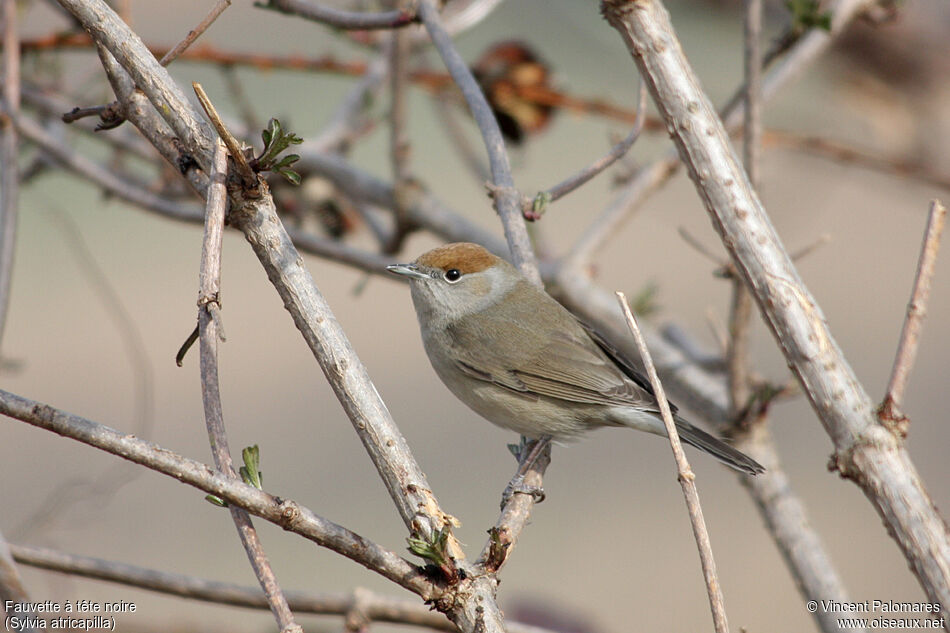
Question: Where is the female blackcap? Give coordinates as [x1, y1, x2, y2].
[387, 242, 763, 475]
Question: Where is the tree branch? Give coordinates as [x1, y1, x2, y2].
[881, 199, 947, 423]
[602, 0, 950, 608]
[198, 140, 302, 633]
[256, 0, 417, 30]
[416, 0, 539, 285]
[57, 0, 216, 169]
[615, 292, 729, 633]
[0, 388, 437, 600]
[159, 0, 233, 66]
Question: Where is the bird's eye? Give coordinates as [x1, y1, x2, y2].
[443, 269, 462, 283]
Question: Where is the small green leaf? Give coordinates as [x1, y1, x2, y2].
[255, 118, 304, 185]
[274, 154, 300, 169]
[407, 527, 451, 568]
[240, 445, 263, 490]
[205, 494, 228, 507]
[278, 169, 302, 186]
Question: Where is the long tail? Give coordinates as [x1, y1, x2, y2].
[673, 416, 764, 475]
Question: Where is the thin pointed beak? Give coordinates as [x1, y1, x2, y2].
[386, 263, 429, 280]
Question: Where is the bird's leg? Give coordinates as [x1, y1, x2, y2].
[500, 435, 551, 508]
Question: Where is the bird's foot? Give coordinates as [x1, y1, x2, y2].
[500, 474, 546, 509]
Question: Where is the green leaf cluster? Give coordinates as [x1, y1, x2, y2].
[255, 118, 303, 185]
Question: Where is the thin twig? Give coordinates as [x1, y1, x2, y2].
[554, 271, 862, 633]
[881, 199, 947, 423]
[476, 439, 551, 573]
[430, 86, 490, 182]
[615, 292, 729, 633]
[309, 54, 388, 154]
[534, 81, 648, 216]
[10, 544, 554, 633]
[15, 114, 204, 221]
[11, 544, 451, 630]
[159, 0, 232, 67]
[416, 0, 539, 285]
[198, 140, 302, 633]
[257, 0, 417, 30]
[0, 0, 21, 350]
[0, 388, 438, 600]
[193, 81, 258, 189]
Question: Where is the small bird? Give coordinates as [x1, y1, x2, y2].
[387, 242, 764, 476]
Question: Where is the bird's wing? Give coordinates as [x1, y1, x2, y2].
[446, 314, 657, 408]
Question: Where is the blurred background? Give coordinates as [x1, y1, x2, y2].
[3, 0, 950, 631]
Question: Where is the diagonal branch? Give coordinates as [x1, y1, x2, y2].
[616, 292, 729, 633]
[416, 0, 538, 285]
[0, 388, 437, 599]
[601, 0, 950, 608]
[880, 199, 947, 423]
[57, 0, 215, 169]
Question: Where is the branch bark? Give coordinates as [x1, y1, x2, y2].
[0, 388, 436, 599]
[198, 140, 302, 633]
[602, 0, 950, 609]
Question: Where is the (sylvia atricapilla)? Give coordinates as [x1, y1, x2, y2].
[387, 242, 764, 476]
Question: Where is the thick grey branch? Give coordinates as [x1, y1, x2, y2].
[602, 0, 950, 608]
[57, 0, 215, 169]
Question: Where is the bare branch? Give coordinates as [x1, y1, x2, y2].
[476, 439, 551, 573]
[198, 140, 302, 633]
[15, 114, 204, 221]
[193, 82, 258, 189]
[881, 199, 947, 422]
[553, 268, 865, 633]
[531, 82, 647, 218]
[227, 183, 464, 563]
[257, 0, 417, 30]
[57, 0, 215, 168]
[0, 388, 437, 600]
[11, 544, 452, 630]
[615, 292, 729, 633]
[416, 0, 539, 285]
[602, 0, 950, 607]
[11, 544, 554, 633]
[0, 0, 20, 350]
[159, 0, 233, 67]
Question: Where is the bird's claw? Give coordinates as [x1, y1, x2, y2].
[500, 474, 546, 509]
